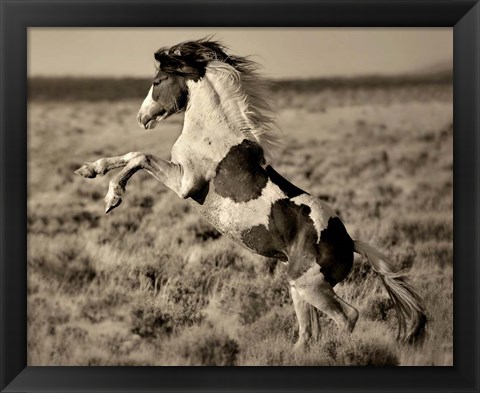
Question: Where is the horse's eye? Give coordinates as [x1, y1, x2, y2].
[153, 74, 168, 86]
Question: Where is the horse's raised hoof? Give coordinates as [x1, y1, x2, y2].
[104, 193, 122, 213]
[74, 163, 97, 178]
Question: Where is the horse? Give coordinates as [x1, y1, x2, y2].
[75, 39, 426, 348]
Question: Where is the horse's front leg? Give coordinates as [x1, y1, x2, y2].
[75, 153, 184, 213]
[74, 152, 143, 178]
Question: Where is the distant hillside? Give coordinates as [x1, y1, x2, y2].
[28, 77, 152, 102]
[268, 72, 452, 93]
[28, 72, 452, 102]
[414, 59, 453, 76]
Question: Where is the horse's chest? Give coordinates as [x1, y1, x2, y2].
[193, 140, 284, 241]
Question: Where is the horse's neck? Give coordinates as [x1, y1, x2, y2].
[183, 72, 246, 145]
[172, 72, 262, 180]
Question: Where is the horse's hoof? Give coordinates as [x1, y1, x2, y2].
[347, 308, 359, 333]
[105, 194, 122, 213]
[294, 339, 308, 352]
[74, 164, 96, 178]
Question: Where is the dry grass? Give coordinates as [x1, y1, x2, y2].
[27, 82, 452, 366]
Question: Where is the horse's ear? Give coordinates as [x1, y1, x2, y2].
[154, 51, 168, 63]
[154, 51, 183, 71]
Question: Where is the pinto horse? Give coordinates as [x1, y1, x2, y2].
[75, 39, 426, 347]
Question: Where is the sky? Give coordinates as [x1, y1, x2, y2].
[28, 28, 452, 79]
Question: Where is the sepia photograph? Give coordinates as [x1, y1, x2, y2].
[27, 28, 453, 366]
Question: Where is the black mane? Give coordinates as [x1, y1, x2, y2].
[154, 38, 255, 74]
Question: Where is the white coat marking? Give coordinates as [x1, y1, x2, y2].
[207, 179, 286, 239]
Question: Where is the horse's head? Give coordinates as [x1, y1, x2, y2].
[137, 39, 231, 130]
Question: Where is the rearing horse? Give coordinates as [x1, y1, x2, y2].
[75, 39, 426, 347]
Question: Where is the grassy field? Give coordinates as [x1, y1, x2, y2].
[27, 78, 453, 366]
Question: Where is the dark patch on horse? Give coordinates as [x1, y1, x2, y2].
[266, 166, 306, 198]
[262, 199, 318, 281]
[269, 199, 315, 246]
[214, 140, 268, 202]
[316, 217, 354, 287]
[189, 182, 210, 205]
[241, 225, 288, 262]
[240, 199, 317, 266]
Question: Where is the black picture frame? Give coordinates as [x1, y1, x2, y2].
[1, 1, 478, 392]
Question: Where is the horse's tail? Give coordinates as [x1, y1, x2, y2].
[353, 240, 427, 344]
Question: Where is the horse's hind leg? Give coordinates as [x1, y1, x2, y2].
[293, 267, 359, 333]
[291, 286, 313, 349]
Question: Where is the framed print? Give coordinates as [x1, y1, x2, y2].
[1, 0, 479, 392]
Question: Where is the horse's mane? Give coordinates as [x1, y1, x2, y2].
[206, 61, 282, 159]
[157, 38, 282, 158]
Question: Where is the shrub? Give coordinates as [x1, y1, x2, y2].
[28, 237, 97, 293]
[130, 294, 204, 339]
[163, 324, 239, 366]
[130, 306, 175, 338]
[362, 296, 395, 323]
[333, 339, 399, 366]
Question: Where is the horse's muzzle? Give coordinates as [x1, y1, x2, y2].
[137, 112, 150, 129]
[137, 111, 168, 130]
